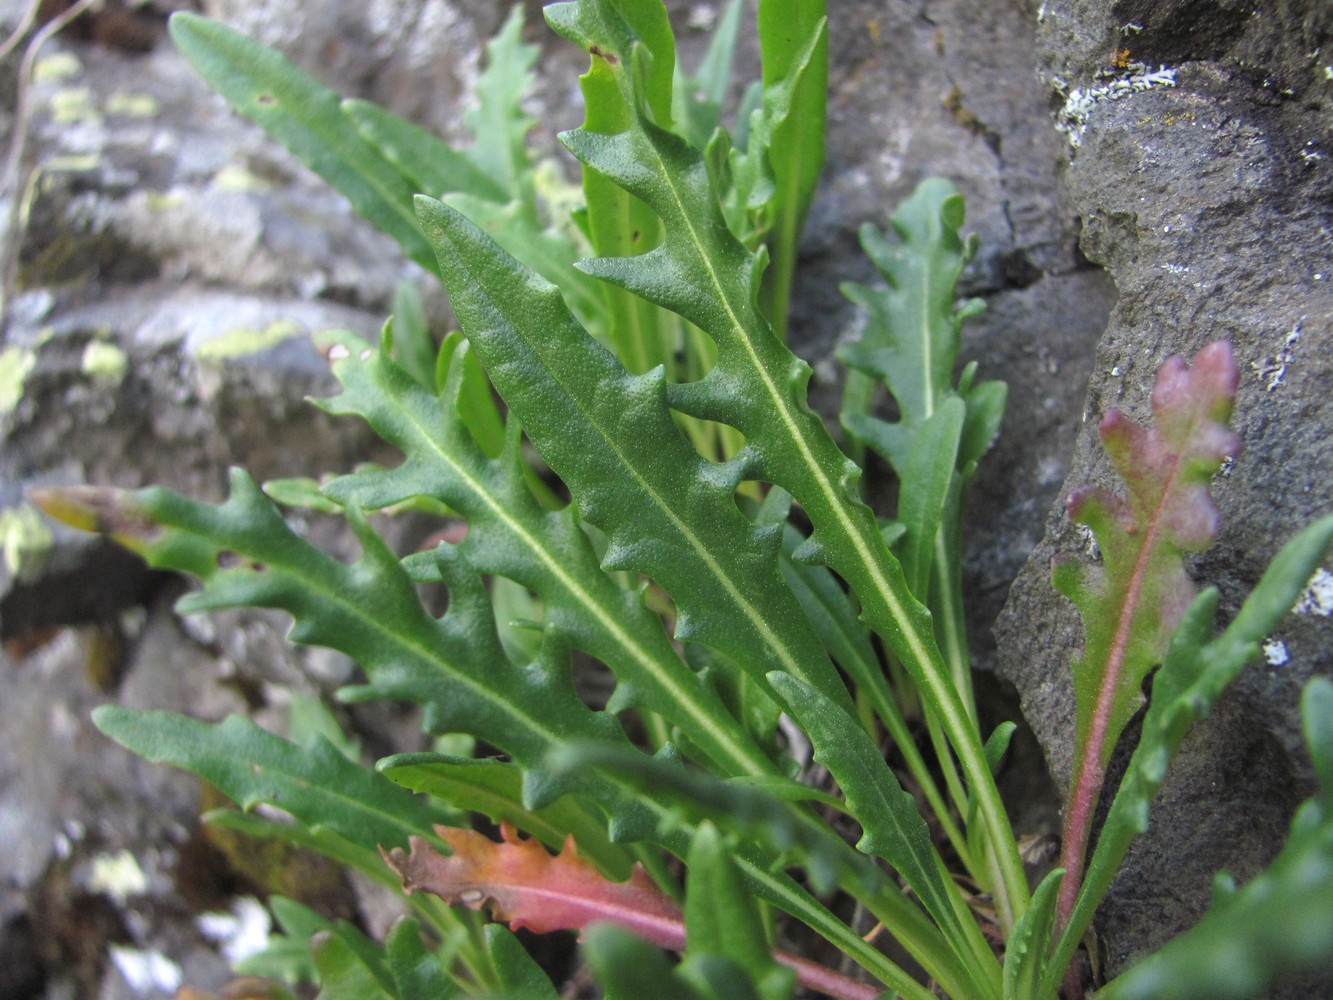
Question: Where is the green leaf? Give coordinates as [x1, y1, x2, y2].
[40, 473, 630, 808]
[678, 956, 768, 1000]
[479, 924, 561, 1000]
[545, 0, 676, 128]
[984, 722, 1018, 774]
[462, 6, 540, 219]
[1045, 514, 1333, 993]
[897, 398, 966, 598]
[342, 97, 508, 204]
[262, 476, 345, 514]
[549, 25, 1027, 920]
[202, 808, 403, 893]
[710, 11, 823, 256]
[766, 673, 1001, 1000]
[560, 0, 673, 378]
[386, 918, 462, 1000]
[543, 740, 872, 897]
[771, 497, 972, 867]
[312, 924, 395, 1000]
[314, 329, 773, 780]
[32, 490, 927, 996]
[93, 709, 450, 853]
[167, 12, 436, 271]
[1002, 869, 1062, 1000]
[836, 178, 999, 724]
[839, 179, 985, 452]
[1095, 678, 1333, 1000]
[584, 924, 704, 1000]
[685, 821, 793, 1000]
[440, 192, 609, 341]
[671, 0, 744, 149]
[755, 0, 826, 339]
[413, 196, 853, 722]
[287, 690, 361, 761]
[387, 280, 439, 392]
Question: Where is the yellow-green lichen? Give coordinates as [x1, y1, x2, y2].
[196, 320, 303, 361]
[106, 92, 159, 118]
[211, 163, 272, 193]
[81, 340, 128, 384]
[0, 346, 37, 415]
[143, 190, 186, 212]
[33, 52, 82, 83]
[1, 504, 54, 579]
[50, 86, 101, 125]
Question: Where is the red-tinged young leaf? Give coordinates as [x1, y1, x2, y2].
[1056, 340, 1241, 926]
[383, 823, 888, 1000]
[383, 822, 685, 950]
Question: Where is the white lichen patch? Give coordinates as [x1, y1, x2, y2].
[88, 849, 149, 904]
[1262, 638, 1290, 666]
[1075, 522, 1100, 559]
[108, 946, 182, 995]
[1295, 568, 1333, 617]
[1250, 320, 1302, 391]
[197, 896, 271, 963]
[686, 3, 717, 30]
[1054, 64, 1178, 148]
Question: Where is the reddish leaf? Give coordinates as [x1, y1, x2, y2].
[382, 822, 685, 950]
[1055, 341, 1240, 925]
[382, 823, 883, 1000]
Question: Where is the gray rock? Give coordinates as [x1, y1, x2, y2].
[997, 0, 1333, 989]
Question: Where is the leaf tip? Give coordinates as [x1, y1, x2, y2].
[27, 485, 160, 548]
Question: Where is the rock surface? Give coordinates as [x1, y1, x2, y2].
[0, 0, 1327, 996]
[996, 0, 1332, 991]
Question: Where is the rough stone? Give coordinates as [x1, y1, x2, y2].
[996, 0, 1333, 990]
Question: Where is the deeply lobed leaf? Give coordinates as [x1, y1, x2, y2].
[1045, 514, 1333, 989]
[384, 822, 683, 946]
[32, 474, 628, 807]
[385, 822, 883, 1000]
[527, 0, 1029, 923]
[1058, 341, 1241, 761]
[1054, 340, 1241, 927]
[316, 329, 775, 779]
[413, 195, 853, 719]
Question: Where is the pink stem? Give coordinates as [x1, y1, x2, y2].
[775, 950, 884, 1000]
[1057, 457, 1183, 930]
